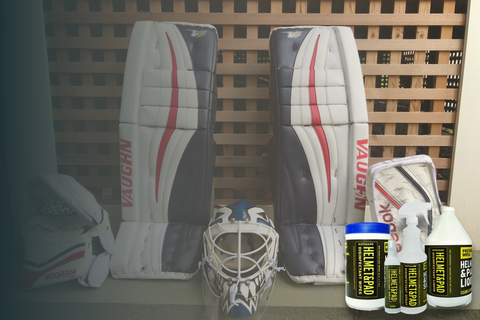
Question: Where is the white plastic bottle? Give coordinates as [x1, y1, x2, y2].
[385, 240, 401, 314]
[425, 206, 472, 307]
[397, 202, 431, 315]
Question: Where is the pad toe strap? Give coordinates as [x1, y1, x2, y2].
[78, 252, 111, 288]
[78, 213, 115, 288]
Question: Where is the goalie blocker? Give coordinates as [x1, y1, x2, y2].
[20, 173, 115, 289]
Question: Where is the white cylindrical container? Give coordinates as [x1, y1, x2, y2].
[426, 206, 472, 307]
[345, 222, 391, 311]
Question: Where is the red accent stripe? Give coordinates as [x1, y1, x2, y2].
[155, 32, 179, 202]
[309, 34, 331, 203]
[20, 250, 85, 289]
[375, 182, 402, 210]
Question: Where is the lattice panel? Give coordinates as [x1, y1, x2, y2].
[44, 0, 468, 205]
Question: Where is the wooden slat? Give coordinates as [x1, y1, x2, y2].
[365, 88, 458, 100]
[365, 0, 381, 141]
[369, 157, 451, 169]
[437, 180, 449, 191]
[219, 39, 464, 51]
[356, 39, 463, 51]
[368, 112, 456, 124]
[245, 1, 261, 200]
[44, 12, 465, 26]
[50, 86, 122, 97]
[74, 176, 449, 194]
[46, 37, 463, 52]
[46, 37, 129, 49]
[57, 154, 119, 165]
[55, 132, 119, 143]
[48, 62, 462, 76]
[52, 110, 455, 125]
[75, 177, 120, 187]
[49, 62, 126, 73]
[361, 64, 461, 76]
[226, 88, 458, 100]
[221, 6, 236, 201]
[217, 63, 270, 75]
[369, 135, 454, 147]
[216, 111, 270, 122]
[218, 87, 268, 99]
[53, 109, 120, 120]
[214, 134, 271, 145]
[215, 156, 267, 167]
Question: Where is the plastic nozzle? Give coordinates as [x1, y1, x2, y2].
[398, 202, 431, 226]
[387, 240, 398, 258]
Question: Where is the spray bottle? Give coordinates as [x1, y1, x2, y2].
[385, 240, 401, 314]
[397, 202, 431, 314]
[425, 206, 472, 307]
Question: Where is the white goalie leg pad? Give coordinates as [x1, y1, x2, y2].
[269, 26, 368, 284]
[111, 21, 217, 280]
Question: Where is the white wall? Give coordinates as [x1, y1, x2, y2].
[2, 1, 57, 254]
[448, 0, 480, 249]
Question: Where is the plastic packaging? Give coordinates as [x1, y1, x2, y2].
[385, 240, 401, 314]
[345, 222, 390, 310]
[397, 202, 431, 314]
[425, 206, 472, 307]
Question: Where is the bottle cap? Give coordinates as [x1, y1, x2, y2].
[345, 222, 390, 234]
[398, 202, 431, 226]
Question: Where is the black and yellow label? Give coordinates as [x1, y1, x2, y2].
[461, 246, 473, 259]
[345, 240, 388, 299]
[385, 265, 401, 309]
[426, 245, 472, 297]
[401, 261, 427, 308]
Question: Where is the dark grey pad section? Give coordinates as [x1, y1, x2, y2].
[279, 225, 325, 276]
[161, 223, 206, 274]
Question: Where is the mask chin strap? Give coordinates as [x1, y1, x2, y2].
[268, 258, 285, 273]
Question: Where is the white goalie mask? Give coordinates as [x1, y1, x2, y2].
[201, 200, 280, 319]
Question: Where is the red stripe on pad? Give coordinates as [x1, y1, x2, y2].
[375, 182, 402, 210]
[20, 250, 85, 289]
[309, 34, 331, 203]
[155, 32, 179, 202]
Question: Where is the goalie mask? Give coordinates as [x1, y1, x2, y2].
[201, 200, 280, 319]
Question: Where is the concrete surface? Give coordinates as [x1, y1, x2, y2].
[3, 250, 479, 320]
[3, 205, 478, 320]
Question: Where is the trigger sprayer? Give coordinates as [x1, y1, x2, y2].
[397, 202, 432, 315]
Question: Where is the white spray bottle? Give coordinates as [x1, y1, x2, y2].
[385, 240, 401, 314]
[397, 202, 431, 315]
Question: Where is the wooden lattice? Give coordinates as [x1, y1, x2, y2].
[44, 0, 467, 205]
